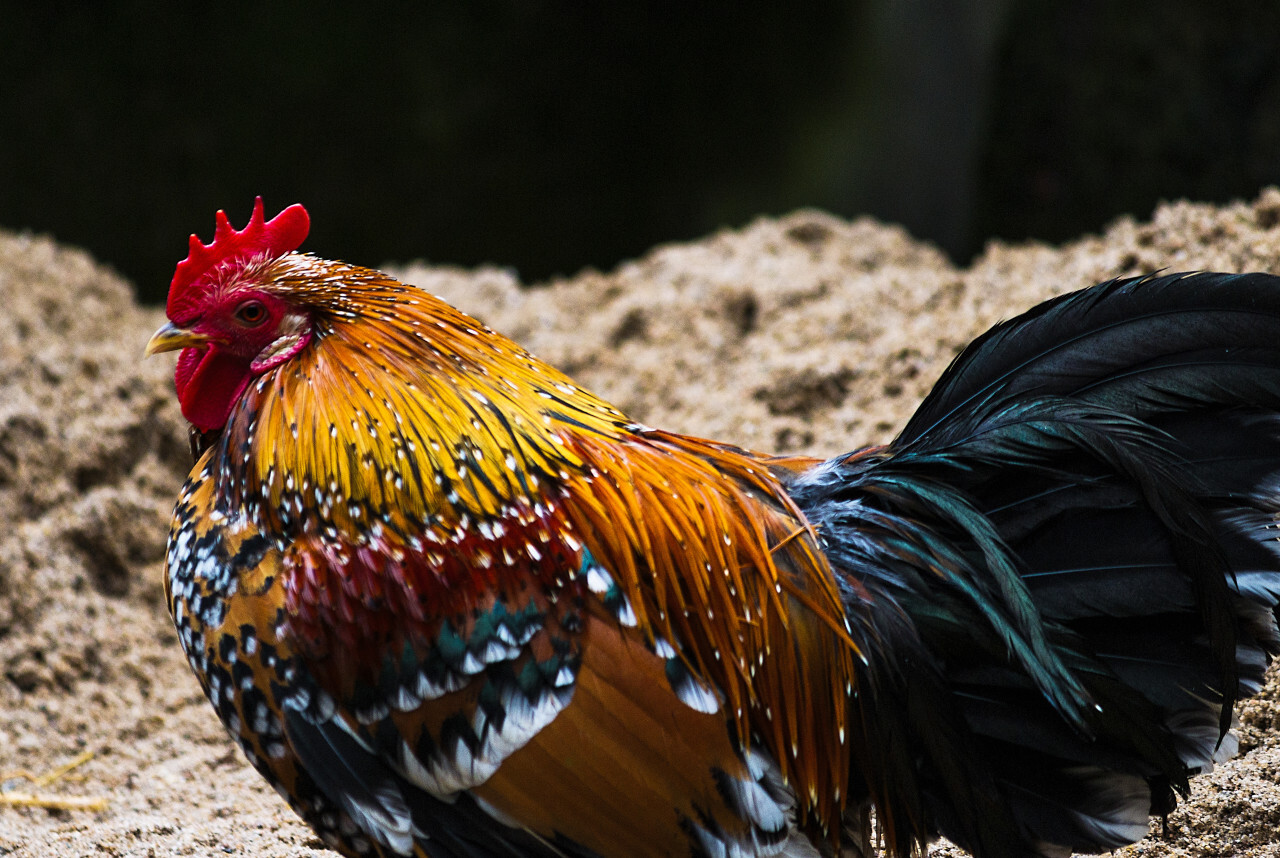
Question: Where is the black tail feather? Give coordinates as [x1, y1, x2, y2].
[788, 272, 1280, 858]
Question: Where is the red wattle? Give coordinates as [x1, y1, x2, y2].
[176, 346, 253, 432]
[174, 347, 204, 398]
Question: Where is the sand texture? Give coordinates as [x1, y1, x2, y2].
[5, 191, 1280, 855]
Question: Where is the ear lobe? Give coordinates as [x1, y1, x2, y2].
[250, 312, 314, 373]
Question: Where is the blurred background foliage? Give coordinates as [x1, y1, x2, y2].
[4, 2, 1280, 303]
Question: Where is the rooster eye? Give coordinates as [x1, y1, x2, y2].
[235, 300, 268, 326]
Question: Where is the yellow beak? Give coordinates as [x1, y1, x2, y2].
[145, 321, 213, 356]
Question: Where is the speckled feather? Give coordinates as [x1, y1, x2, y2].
[165, 250, 858, 857]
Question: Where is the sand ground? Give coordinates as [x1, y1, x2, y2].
[4, 191, 1280, 856]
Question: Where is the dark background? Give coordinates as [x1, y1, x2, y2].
[5, 2, 1280, 304]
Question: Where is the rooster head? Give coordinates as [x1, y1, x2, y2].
[145, 198, 312, 432]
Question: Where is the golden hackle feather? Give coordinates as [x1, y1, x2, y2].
[215, 252, 861, 836]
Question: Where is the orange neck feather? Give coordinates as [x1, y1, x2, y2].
[216, 256, 629, 535]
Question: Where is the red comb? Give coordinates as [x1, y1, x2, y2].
[167, 197, 310, 321]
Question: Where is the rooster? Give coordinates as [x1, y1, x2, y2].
[147, 199, 1280, 858]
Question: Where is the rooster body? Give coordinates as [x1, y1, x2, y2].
[151, 201, 1280, 858]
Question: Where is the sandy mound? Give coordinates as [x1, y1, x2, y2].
[4, 191, 1280, 856]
